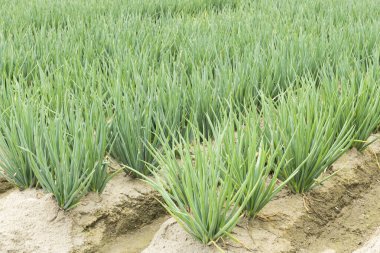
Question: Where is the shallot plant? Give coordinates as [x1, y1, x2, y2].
[28, 98, 111, 209]
[0, 98, 38, 189]
[133, 110, 300, 244]
[130, 123, 248, 244]
[108, 83, 185, 177]
[326, 69, 380, 150]
[221, 107, 302, 217]
[263, 85, 354, 193]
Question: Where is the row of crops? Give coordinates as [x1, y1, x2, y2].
[1, 0, 380, 245]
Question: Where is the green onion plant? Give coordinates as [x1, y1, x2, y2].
[222, 107, 301, 217]
[263, 85, 354, 193]
[0, 98, 38, 189]
[28, 99, 111, 209]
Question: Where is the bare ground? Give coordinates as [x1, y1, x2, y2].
[0, 177, 13, 194]
[354, 228, 380, 253]
[0, 173, 165, 253]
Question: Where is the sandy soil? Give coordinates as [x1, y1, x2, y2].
[0, 177, 13, 194]
[143, 134, 380, 253]
[99, 216, 169, 253]
[354, 228, 380, 253]
[0, 189, 74, 253]
[0, 172, 165, 253]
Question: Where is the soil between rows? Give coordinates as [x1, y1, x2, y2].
[0, 171, 165, 253]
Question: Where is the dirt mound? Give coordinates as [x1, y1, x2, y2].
[0, 173, 165, 253]
[0, 189, 73, 253]
[0, 177, 13, 194]
[143, 134, 380, 253]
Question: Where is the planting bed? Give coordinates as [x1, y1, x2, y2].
[0, 172, 165, 253]
[143, 134, 380, 253]
[1, 135, 380, 253]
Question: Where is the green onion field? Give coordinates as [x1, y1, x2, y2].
[1, 0, 380, 252]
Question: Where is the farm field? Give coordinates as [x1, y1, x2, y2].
[1, 0, 380, 252]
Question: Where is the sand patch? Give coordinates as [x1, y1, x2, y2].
[99, 216, 169, 253]
[0, 189, 73, 253]
[0, 173, 165, 253]
[354, 228, 380, 253]
[0, 177, 13, 194]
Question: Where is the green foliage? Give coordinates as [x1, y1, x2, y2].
[348, 79, 380, 151]
[133, 110, 301, 242]
[132, 123, 251, 244]
[221, 108, 301, 217]
[108, 83, 186, 176]
[263, 86, 354, 193]
[0, 98, 38, 189]
[28, 100, 111, 209]
[319, 65, 380, 151]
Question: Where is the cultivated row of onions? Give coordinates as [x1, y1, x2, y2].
[137, 74, 380, 243]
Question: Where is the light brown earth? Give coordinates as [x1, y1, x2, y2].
[99, 216, 170, 253]
[0, 173, 165, 253]
[143, 134, 380, 253]
[354, 228, 380, 253]
[0, 177, 13, 194]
